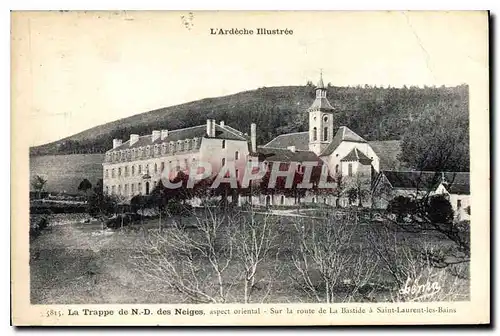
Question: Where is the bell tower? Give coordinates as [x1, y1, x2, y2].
[308, 71, 335, 155]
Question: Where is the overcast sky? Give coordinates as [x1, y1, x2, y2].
[12, 11, 487, 146]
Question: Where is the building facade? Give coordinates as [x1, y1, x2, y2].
[103, 119, 251, 200]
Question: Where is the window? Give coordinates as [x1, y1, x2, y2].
[348, 163, 353, 177]
[132, 165, 135, 176]
[105, 169, 109, 178]
[112, 169, 115, 178]
[222, 158, 226, 167]
[235, 151, 239, 160]
[111, 185, 115, 194]
[125, 166, 128, 177]
[335, 164, 339, 174]
[184, 159, 189, 169]
[118, 167, 122, 177]
[235, 169, 239, 179]
[313, 127, 317, 141]
[131, 184, 135, 194]
[105, 186, 109, 194]
[222, 140, 226, 149]
[118, 185, 122, 195]
[138, 165, 142, 174]
[323, 115, 328, 122]
[280, 195, 285, 205]
[457, 199, 462, 208]
[323, 127, 328, 141]
[124, 184, 128, 195]
[161, 162, 165, 172]
[154, 163, 158, 174]
[138, 182, 142, 194]
[146, 164, 149, 174]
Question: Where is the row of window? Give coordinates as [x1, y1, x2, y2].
[106, 158, 197, 178]
[106, 180, 158, 197]
[105, 152, 241, 179]
[106, 137, 202, 163]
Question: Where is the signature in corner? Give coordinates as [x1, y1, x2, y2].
[181, 12, 194, 30]
[399, 276, 442, 301]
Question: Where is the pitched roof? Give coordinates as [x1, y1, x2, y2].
[368, 140, 403, 170]
[442, 172, 470, 185]
[340, 148, 372, 165]
[381, 170, 443, 191]
[256, 146, 322, 163]
[445, 183, 470, 195]
[320, 126, 367, 156]
[108, 124, 247, 152]
[263, 132, 309, 150]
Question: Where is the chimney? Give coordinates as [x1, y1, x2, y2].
[113, 139, 122, 149]
[152, 130, 161, 142]
[206, 119, 212, 137]
[161, 129, 169, 140]
[220, 121, 225, 127]
[129, 134, 139, 146]
[250, 123, 257, 153]
[287, 145, 296, 153]
[211, 119, 216, 137]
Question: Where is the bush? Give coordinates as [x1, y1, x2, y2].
[426, 194, 454, 224]
[166, 200, 193, 217]
[387, 196, 417, 221]
[30, 216, 49, 239]
[105, 213, 142, 229]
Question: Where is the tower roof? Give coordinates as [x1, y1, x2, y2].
[308, 71, 334, 112]
[307, 97, 335, 111]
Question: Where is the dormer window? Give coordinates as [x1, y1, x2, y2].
[185, 139, 191, 150]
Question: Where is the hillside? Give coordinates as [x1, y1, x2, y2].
[30, 84, 469, 157]
[30, 154, 104, 194]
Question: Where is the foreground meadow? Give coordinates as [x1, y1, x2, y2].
[30, 208, 469, 304]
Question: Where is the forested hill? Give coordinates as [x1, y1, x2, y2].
[30, 84, 469, 157]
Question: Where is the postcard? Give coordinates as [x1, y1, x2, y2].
[11, 10, 490, 326]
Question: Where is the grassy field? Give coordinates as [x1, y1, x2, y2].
[29, 154, 104, 194]
[30, 210, 470, 304]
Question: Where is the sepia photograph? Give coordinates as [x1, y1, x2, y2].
[11, 10, 489, 325]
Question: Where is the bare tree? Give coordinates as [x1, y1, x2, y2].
[232, 209, 280, 303]
[366, 222, 469, 302]
[132, 207, 235, 303]
[31, 175, 47, 199]
[131, 206, 281, 303]
[290, 213, 378, 303]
